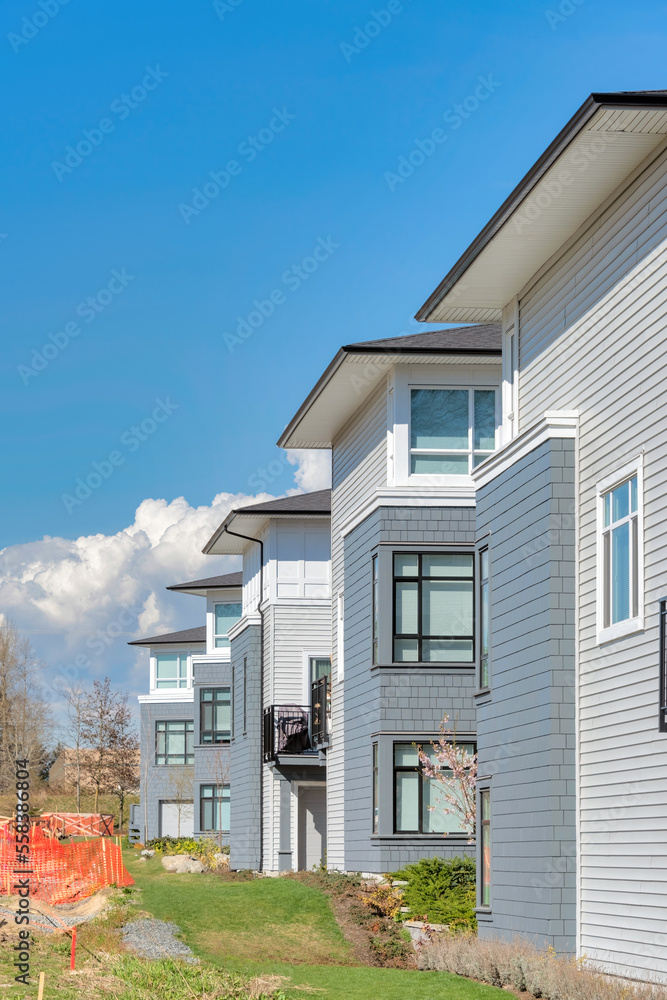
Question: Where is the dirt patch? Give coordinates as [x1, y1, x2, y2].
[0, 886, 113, 933]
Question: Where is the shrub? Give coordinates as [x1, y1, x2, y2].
[419, 935, 667, 1000]
[393, 856, 476, 931]
[145, 836, 229, 869]
[362, 884, 403, 918]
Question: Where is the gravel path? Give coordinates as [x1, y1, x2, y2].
[121, 918, 198, 962]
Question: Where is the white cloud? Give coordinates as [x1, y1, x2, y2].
[286, 449, 331, 492]
[0, 451, 329, 716]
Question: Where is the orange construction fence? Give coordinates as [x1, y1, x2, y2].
[36, 813, 114, 838]
[0, 824, 133, 905]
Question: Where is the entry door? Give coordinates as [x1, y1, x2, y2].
[298, 786, 326, 870]
[160, 800, 194, 838]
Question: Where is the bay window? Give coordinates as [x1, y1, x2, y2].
[393, 552, 474, 663]
[200, 688, 231, 744]
[410, 387, 497, 475]
[393, 741, 474, 835]
[155, 653, 188, 689]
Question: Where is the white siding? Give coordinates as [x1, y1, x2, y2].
[515, 140, 667, 979]
[329, 378, 388, 868]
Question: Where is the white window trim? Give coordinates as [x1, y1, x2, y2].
[151, 648, 197, 692]
[596, 455, 644, 644]
[301, 651, 332, 705]
[392, 367, 501, 487]
[501, 297, 519, 446]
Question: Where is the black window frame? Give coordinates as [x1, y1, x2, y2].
[372, 742, 379, 834]
[199, 783, 230, 832]
[479, 547, 490, 690]
[155, 719, 194, 766]
[479, 787, 491, 907]
[392, 551, 475, 664]
[372, 554, 379, 665]
[199, 687, 231, 745]
[660, 598, 667, 732]
[242, 656, 247, 735]
[392, 739, 476, 835]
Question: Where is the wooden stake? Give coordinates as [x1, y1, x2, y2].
[37, 971, 45, 1000]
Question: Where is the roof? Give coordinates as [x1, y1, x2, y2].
[203, 490, 331, 556]
[166, 571, 242, 596]
[417, 90, 667, 324]
[344, 324, 501, 354]
[277, 324, 501, 449]
[128, 625, 206, 647]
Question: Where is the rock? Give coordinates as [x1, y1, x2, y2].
[161, 854, 204, 874]
[140, 849, 155, 857]
[137, 856, 148, 862]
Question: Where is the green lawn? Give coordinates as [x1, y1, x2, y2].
[123, 849, 506, 1000]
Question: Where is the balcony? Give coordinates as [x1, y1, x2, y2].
[263, 678, 331, 762]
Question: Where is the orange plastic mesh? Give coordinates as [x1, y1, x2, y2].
[0, 824, 133, 905]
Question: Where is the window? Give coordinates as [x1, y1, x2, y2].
[479, 548, 490, 689]
[200, 784, 230, 832]
[200, 688, 231, 744]
[214, 602, 242, 648]
[601, 475, 638, 630]
[393, 742, 474, 834]
[372, 743, 379, 834]
[242, 656, 247, 735]
[393, 553, 474, 663]
[156, 720, 194, 765]
[410, 387, 497, 475]
[372, 554, 379, 664]
[309, 656, 331, 684]
[155, 653, 188, 689]
[480, 789, 491, 906]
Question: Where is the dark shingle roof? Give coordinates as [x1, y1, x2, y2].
[128, 625, 206, 647]
[345, 324, 501, 354]
[167, 572, 242, 592]
[233, 489, 331, 516]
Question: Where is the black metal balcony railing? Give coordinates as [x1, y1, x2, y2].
[311, 676, 330, 748]
[263, 705, 312, 762]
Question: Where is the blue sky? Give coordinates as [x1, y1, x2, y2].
[1, 0, 666, 705]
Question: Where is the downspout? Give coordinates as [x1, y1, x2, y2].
[222, 525, 264, 872]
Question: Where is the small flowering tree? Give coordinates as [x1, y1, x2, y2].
[418, 715, 477, 843]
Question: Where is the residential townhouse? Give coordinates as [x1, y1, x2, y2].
[134, 84, 667, 985]
[412, 88, 667, 982]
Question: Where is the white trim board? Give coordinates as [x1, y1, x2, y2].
[471, 411, 579, 489]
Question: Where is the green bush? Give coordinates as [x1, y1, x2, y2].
[145, 836, 230, 867]
[393, 856, 477, 931]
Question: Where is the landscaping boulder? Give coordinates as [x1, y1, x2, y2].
[140, 849, 155, 857]
[161, 854, 205, 874]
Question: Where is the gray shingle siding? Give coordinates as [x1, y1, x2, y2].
[139, 700, 195, 842]
[342, 504, 477, 872]
[475, 438, 576, 953]
[229, 623, 263, 870]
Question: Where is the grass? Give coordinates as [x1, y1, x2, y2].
[119, 848, 508, 1000]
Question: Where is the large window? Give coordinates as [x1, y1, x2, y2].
[200, 688, 231, 744]
[393, 553, 474, 663]
[410, 387, 497, 475]
[214, 603, 242, 648]
[479, 548, 490, 689]
[480, 789, 491, 906]
[155, 653, 188, 689]
[156, 720, 194, 765]
[393, 742, 474, 834]
[601, 475, 638, 629]
[200, 784, 230, 832]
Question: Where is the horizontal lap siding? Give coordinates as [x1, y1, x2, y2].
[330, 381, 388, 868]
[476, 439, 576, 953]
[517, 141, 667, 979]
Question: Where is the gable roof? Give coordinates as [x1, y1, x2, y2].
[128, 625, 206, 647]
[417, 90, 667, 324]
[277, 323, 501, 449]
[203, 489, 331, 556]
[166, 571, 243, 595]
